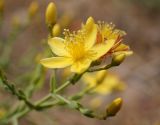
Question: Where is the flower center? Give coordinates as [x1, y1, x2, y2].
[64, 29, 88, 61]
[66, 41, 87, 61]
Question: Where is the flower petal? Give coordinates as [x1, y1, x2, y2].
[114, 43, 130, 52]
[71, 59, 92, 73]
[40, 57, 73, 68]
[84, 17, 97, 50]
[91, 39, 115, 60]
[113, 51, 133, 56]
[48, 37, 69, 56]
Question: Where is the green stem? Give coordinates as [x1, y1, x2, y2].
[35, 94, 52, 106]
[48, 24, 54, 37]
[53, 94, 70, 104]
[0, 69, 35, 109]
[87, 64, 112, 72]
[12, 118, 19, 125]
[35, 73, 84, 106]
[0, 70, 85, 123]
[34, 80, 72, 107]
[55, 81, 70, 93]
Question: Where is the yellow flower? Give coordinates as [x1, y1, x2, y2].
[95, 20, 133, 57]
[40, 17, 115, 73]
[82, 70, 125, 95]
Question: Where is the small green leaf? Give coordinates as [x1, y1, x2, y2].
[79, 108, 94, 118]
[68, 101, 80, 109]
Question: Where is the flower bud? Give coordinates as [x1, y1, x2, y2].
[111, 53, 126, 66]
[45, 2, 57, 26]
[52, 23, 61, 37]
[28, 1, 39, 19]
[0, 0, 4, 15]
[106, 98, 122, 117]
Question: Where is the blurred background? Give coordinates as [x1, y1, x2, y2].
[0, 0, 160, 125]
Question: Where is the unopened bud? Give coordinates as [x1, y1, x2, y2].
[45, 2, 57, 26]
[111, 53, 126, 66]
[0, 0, 4, 15]
[52, 23, 61, 37]
[106, 98, 122, 117]
[28, 1, 39, 19]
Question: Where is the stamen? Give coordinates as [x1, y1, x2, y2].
[63, 28, 89, 61]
